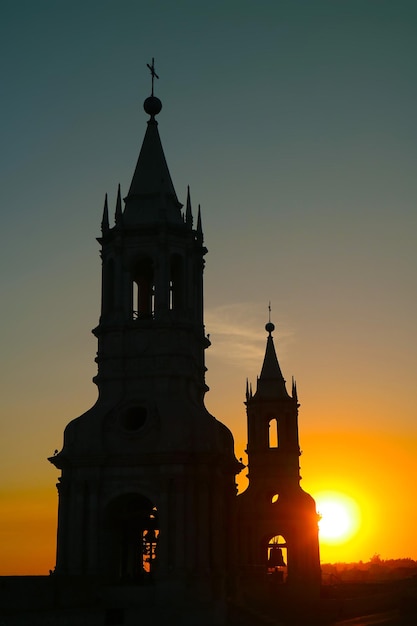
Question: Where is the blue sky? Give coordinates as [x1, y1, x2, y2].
[1, 0, 417, 567]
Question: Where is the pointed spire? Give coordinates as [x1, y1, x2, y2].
[123, 87, 182, 225]
[115, 184, 123, 226]
[101, 193, 109, 232]
[196, 204, 203, 242]
[292, 376, 298, 403]
[185, 185, 193, 228]
[256, 317, 289, 399]
[246, 378, 250, 402]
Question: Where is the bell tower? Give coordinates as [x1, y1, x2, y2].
[49, 70, 241, 624]
[237, 318, 321, 598]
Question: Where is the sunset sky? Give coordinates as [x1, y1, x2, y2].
[1, 0, 417, 573]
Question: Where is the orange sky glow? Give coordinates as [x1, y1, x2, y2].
[1, 428, 416, 574]
[1, 1, 417, 576]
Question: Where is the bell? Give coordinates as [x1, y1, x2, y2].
[268, 545, 286, 567]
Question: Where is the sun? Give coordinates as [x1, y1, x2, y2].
[315, 491, 361, 545]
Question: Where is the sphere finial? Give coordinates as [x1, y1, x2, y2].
[144, 96, 162, 117]
[265, 321, 275, 335]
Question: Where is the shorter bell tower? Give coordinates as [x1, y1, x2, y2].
[237, 318, 321, 599]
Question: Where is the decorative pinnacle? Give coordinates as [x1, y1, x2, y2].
[101, 193, 109, 232]
[115, 183, 123, 225]
[196, 204, 203, 241]
[185, 185, 193, 227]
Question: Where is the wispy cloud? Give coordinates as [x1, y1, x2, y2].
[204, 302, 294, 373]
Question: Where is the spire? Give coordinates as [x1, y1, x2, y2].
[101, 193, 109, 232]
[123, 60, 182, 226]
[115, 184, 123, 226]
[185, 185, 193, 228]
[292, 376, 298, 403]
[255, 316, 289, 399]
[196, 204, 203, 242]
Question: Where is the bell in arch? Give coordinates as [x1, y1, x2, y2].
[268, 544, 286, 567]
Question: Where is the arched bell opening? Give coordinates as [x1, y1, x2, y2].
[103, 493, 159, 583]
[132, 256, 154, 320]
[268, 417, 279, 448]
[267, 534, 287, 583]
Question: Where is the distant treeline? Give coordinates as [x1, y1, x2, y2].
[322, 555, 417, 583]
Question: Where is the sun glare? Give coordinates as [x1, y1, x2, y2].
[315, 491, 361, 545]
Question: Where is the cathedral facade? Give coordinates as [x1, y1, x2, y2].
[47, 78, 321, 624]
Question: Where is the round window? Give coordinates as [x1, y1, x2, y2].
[121, 406, 147, 431]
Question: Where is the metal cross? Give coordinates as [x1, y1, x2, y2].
[268, 301, 272, 323]
[147, 58, 159, 96]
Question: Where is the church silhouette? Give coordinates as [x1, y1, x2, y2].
[2, 63, 321, 626]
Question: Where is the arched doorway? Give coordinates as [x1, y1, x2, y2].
[104, 493, 159, 582]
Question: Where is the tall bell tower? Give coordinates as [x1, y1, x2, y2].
[49, 69, 241, 624]
[237, 318, 321, 599]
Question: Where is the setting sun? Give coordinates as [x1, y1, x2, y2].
[315, 491, 361, 545]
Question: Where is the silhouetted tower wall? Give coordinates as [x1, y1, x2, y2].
[49, 91, 241, 624]
[237, 321, 321, 596]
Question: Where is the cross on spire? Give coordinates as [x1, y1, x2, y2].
[268, 301, 272, 323]
[147, 58, 159, 96]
